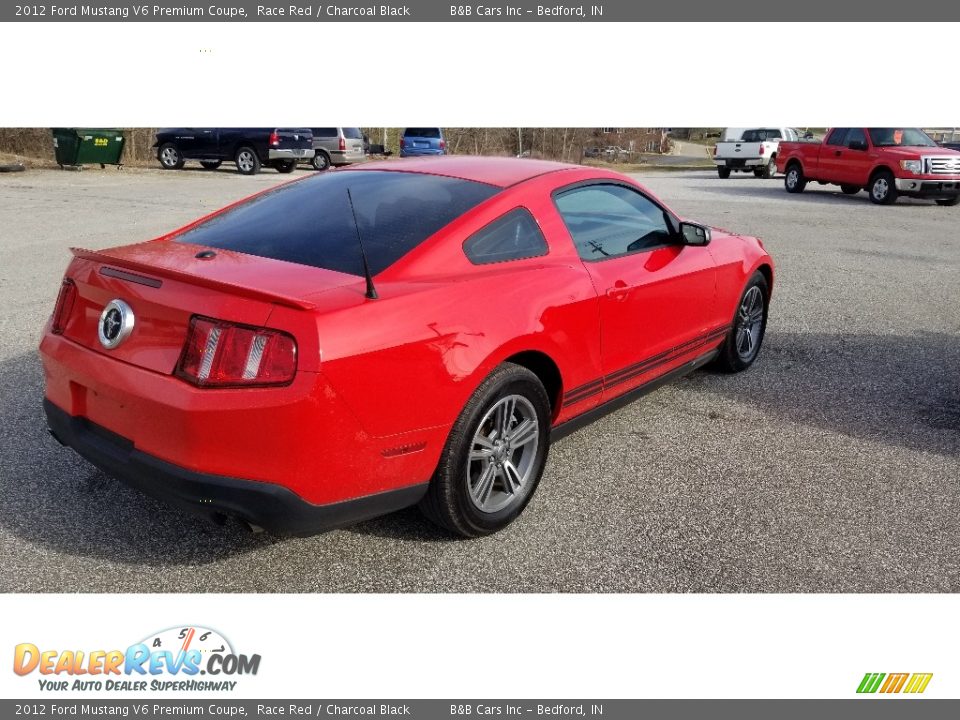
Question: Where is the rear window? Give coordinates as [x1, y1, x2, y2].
[174, 171, 499, 276]
[403, 128, 442, 139]
[343, 127, 363, 139]
[741, 128, 782, 142]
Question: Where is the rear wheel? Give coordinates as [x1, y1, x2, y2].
[274, 159, 297, 174]
[761, 158, 777, 178]
[840, 184, 860, 195]
[935, 196, 960, 207]
[158, 143, 184, 170]
[311, 151, 331, 171]
[235, 146, 260, 175]
[784, 163, 806, 193]
[199, 160, 222, 170]
[713, 271, 769, 373]
[419, 363, 551, 537]
[868, 170, 897, 205]
[718, 166, 732, 179]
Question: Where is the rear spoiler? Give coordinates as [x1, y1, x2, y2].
[70, 247, 316, 311]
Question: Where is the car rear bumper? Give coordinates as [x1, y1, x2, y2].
[268, 148, 315, 160]
[330, 150, 366, 165]
[43, 398, 428, 535]
[895, 177, 960, 197]
[400, 148, 445, 157]
[715, 158, 765, 168]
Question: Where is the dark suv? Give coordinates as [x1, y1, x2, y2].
[399, 128, 446, 157]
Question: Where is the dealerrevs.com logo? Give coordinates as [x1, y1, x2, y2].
[13, 626, 261, 692]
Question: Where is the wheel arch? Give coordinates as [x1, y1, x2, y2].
[503, 350, 564, 420]
[868, 164, 896, 182]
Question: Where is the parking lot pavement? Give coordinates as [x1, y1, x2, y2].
[1, 166, 957, 593]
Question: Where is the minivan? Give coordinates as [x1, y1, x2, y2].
[400, 128, 446, 157]
[309, 127, 366, 171]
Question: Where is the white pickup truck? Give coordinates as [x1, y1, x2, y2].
[714, 127, 802, 179]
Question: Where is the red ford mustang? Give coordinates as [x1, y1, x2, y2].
[40, 157, 773, 537]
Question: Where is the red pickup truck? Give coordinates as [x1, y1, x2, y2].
[775, 128, 960, 206]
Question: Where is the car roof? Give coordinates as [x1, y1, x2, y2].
[344, 156, 581, 188]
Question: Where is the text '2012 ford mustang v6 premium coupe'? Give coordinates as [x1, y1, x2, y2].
[40, 157, 774, 537]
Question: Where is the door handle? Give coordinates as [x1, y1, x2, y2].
[606, 281, 631, 301]
[835, 150, 842, 156]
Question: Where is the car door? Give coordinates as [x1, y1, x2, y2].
[818, 128, 851, 181]
[553, 182, 717, 401]
[838, 127, 872, 185]
[175, 128, 216, 159]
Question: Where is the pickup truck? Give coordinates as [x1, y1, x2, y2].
[714, 128, 801, 179]
[154, 128, 314, 175]
[776, 128, 960, 206]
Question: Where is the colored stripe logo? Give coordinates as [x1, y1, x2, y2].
[857, 673, 933, 694]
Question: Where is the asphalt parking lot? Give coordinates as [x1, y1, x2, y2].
[1, 165, 957, 592]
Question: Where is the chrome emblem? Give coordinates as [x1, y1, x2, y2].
[98, 299, 135, 349]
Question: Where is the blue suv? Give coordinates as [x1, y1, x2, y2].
[400, 128, 446, 157]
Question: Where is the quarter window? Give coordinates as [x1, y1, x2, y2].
[554, 184, 675, 261]
[463, 208, 548, 265]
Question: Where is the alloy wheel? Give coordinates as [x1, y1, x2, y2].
[237, 151, 255, 173]
[160, 147, 179, 167]
[872, 178, 889, 201]
[735, 286, 764, 361]
[466, 395, 540, 514]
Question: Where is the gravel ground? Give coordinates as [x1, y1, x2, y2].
[0, 165, 957, 593]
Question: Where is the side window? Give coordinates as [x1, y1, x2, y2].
[313, 128, 336, 138]
[846, 128, 867, 147]
[463, 208, 548, 265]
[554, 184, 675, 261]
[826, 128, 849, 146]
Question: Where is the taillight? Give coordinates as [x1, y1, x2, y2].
[439, 139, 446, 151]
[269, 130, 280, 147]
[51, 278, 77, 335]
[399, 137, 406, 149]
[176, 316, 297, 388]
[759, 144, 765, 156]
[339, 136, 346, 151]
[712, 146, 717, 156]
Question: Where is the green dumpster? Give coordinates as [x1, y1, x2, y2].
[51, 128, 125, 168]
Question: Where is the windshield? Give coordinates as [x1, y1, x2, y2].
[867, 128, 937, 148]
[174, 171, 499, 276]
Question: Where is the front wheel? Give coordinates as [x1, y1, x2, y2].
[419, 363, 551, 537]
[311, 152, 331, 171]
[158, 143, 184, 170]
[784, 164, 806, 193]
[718, 166, 732, 179]
[713, 271, 769, 373]
[868, 170, 898, 205]
[234, 146, 261, 175]
[935, 196, 960, 207]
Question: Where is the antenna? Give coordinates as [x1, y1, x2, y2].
[346, 187, 378, 300]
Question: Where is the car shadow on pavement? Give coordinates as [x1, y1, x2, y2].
[700, 183, 946, 207]
[0, 352, 279, 567]
[690, 330, 959, 458]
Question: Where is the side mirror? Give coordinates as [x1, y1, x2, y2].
[848, 140, 868, 151]
[680, 222, 711, 246]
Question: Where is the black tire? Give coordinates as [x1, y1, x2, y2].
[157, 143, 184, 170]
[311, 151, 331, 171]
[419, 363, 551, 538]
[868, 170, 898, 205]
[761, 158, 777, 179]
[234, 146, 261, 175]
[784, 163, 806, 193]
[935, 196, 960, 207]
[199, 160, 222, 170]
[840, 184, 860, 195]
[274, 159, 297, 174]
[753, 168, 764, 178]
[0, 163, 25, 173]
[713, 271, 769, 373]
[718, 166, 732, 179]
